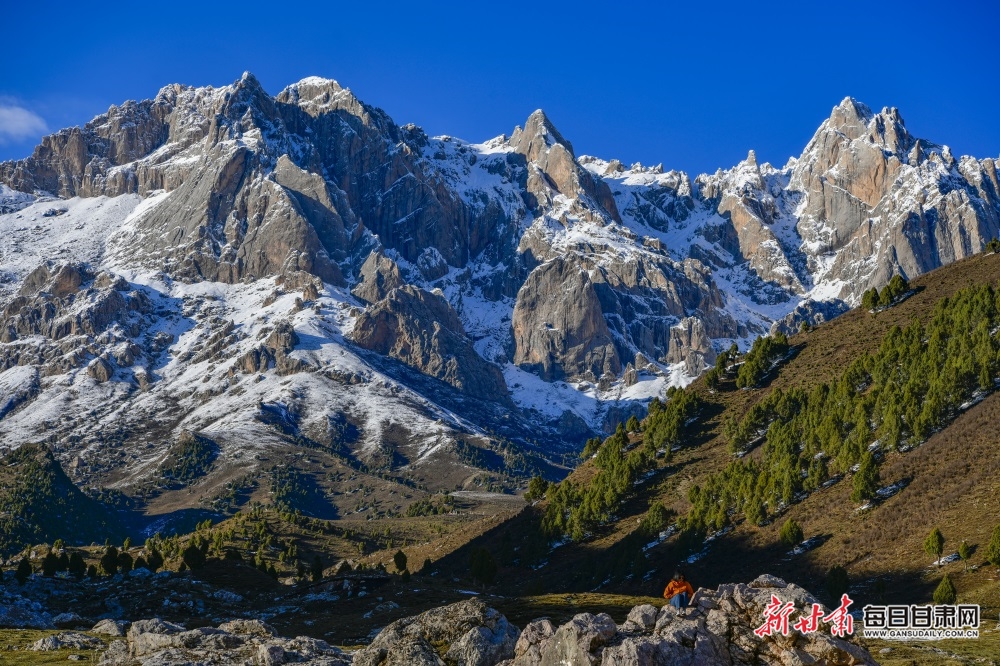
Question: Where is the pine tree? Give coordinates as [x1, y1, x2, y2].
[393, 550, 407, 574]
[705, 368, 721, 391]
[925, 527, 945, 566]
[311, 555, 323, 582]
[15, 557, 32, 585]
[147, 548, 164, 572]
[779, 518, 804, 546]
[100, 546, 119, 576]
[41, 552, 59, 577]
[826, 566, 849, 602]
[985, 526, 1000, 566]
[933, 575, 957, 604]
[182, 543, 206, 570]
[862, 288, 879, 310]
[524, 476, 549, 501]
[626, 415, 640, 432]
[851, 452, 880, 502]
[118, 552, 133, 574]
[422, 557, 433, 574]
[958, 541, 973, 571]
[68, 552, 86, 579]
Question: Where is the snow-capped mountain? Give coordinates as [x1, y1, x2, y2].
[1, 73, 998, 494]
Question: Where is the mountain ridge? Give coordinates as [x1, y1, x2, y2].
[0, 74, 998, 519]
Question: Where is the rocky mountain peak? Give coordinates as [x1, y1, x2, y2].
[508, 109, 574, 162]
[828, 96, 874, 137]
[277, 75, 369, 121]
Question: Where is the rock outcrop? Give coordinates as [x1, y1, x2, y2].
[354, 598, 519, 666]
[512, 257, 620, 382]
[503, 576, 875, 666]
[351, 251, 405, 304]
[96, 617, 350, 665]
[353, 286, 510, 403]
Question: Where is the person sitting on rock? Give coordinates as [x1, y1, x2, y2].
[663, 571, 694, 612]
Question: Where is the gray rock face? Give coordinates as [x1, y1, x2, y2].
[352, 251, 405, 304]
[769, 299, 850, 336]
[789, 97, 1000, 299]
[354, 598, 518, 666]
[508, 110, 620, 223]
[0, 262, 153, 381]
[512, 257, 620, 382]
[353, 286, 510, 403]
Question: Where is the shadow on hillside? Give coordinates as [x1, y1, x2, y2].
[427, 504, 941, 610]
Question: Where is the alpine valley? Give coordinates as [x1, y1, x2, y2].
[1, 73, 1000, 666]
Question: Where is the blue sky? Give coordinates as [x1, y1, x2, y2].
[1, 0, 998, 175]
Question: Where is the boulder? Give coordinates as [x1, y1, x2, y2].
[355, 598, 519, 666]
[92, 618, 130, 637]
[52, 611, 87, 629]
[31, 632, 103, 651]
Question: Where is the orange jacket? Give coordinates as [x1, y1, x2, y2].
[663, 579, 694, 599]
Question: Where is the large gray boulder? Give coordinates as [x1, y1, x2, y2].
[354, 598, 519, 666]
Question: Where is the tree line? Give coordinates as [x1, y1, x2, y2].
[687, 282, 1000, 531]
[539, 387, 702, 541]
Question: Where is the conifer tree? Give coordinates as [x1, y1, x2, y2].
[958, 541, 972, 571]
[851, 452, 880, 502]
[925, 527, 945, 566]
[311, 555, 324, 582]
[181, 543, 206, 570]
[393, 550, 407, 573]
[933, 575, 956, 604]
[100, 546, 119, 576]
[68, 552, 86, 579]
[779, 518, 804, 546]
[147, 548, 164, 573]
[15, 557, 32, 585]
[985, 526, 1000, 566]
[826, 566, 849, 601]
[41, 551, 59, 577]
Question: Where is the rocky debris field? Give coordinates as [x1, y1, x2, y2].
[1, 574, 876, 665]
